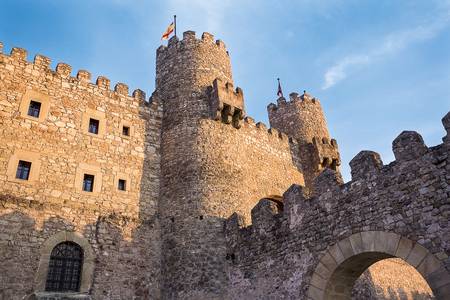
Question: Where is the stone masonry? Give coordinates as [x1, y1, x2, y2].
[0, 30, 449, 300]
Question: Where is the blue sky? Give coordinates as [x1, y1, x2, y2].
[1, 0, 449, 181]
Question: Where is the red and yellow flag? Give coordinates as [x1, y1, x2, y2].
[161, 22, 175, 40]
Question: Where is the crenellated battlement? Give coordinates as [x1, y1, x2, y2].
[156, 31, 229, 57]
[0, 43, 152, 108]
[267, 91, 320, 113]
[208, 78, 244, 128]
[225, 111, 450, 242]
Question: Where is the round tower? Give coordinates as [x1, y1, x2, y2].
[268, 92, 341, 189]
[156, 31, 235, 299]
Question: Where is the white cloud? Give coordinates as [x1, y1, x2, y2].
[322, 9, 450, 90]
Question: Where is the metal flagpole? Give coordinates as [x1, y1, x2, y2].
[174, 15, 177, 37]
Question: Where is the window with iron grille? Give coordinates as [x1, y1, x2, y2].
[88, 118, 99, 134]
[27, 100, 42, 118]
[45, 241, 83, 292]
[16, 160, 32, 180]
[83, 174, 95, 192]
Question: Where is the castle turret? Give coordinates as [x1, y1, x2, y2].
[268, 91, 341, 189]
[156, 31, 303, 299]
[156, 31, 242, 299]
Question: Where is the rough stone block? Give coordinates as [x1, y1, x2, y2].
[392, 131, 428, 161]
[406, 243, 428, 267]
[56, 63, 72, 78]
[349, 150, 383, 181]
[395, 237, 414, 260]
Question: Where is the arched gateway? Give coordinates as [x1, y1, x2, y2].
[308, 232, 449, 299]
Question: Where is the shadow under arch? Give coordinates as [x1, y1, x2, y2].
[307, 231, 450, 299]
[261, 195, 284, 211]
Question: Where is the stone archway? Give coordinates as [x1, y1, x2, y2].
[307, 231, 450, 299]
[34, 231, 95, 294]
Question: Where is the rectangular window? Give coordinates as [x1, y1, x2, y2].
[88, 118, 99, 134]
[122, 126, 130, 136]
[82, 174, 95, 192]
[16, 160, 32, 180]
[27, 100, 42, 118]
[118, 179, 126, 191]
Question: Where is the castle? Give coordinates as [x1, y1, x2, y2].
[0, 31, 449, 300]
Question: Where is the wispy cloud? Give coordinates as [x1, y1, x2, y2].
[322, 8, 450, 90]
[167, 0, 235, 34]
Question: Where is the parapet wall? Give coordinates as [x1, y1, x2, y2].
[224, 111, 450, 299]
[0, 42, 162, 219]
[0, 42, 162, 299]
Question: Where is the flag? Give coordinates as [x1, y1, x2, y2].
[161, 22, 175, 40]
[277, 78, 283, 98]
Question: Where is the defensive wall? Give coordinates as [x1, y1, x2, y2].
[225, 113, 450, 299]
[0, 30, 448, 300]
[0, 42, 162, 299]
[155, 32, 306, 298]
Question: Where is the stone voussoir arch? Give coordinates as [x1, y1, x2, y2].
[34, 231, 95, 294]
[307, 231, 450, 300]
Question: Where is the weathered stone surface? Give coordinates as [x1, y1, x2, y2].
[0, 30, 448, 300]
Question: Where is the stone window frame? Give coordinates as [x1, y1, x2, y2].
[81, 108, 106, 138]
[74, 163, 102, 194]
[34, 231, 95, 294]
[115, 172, 131, 194]
[120, 120, 134, 139]
[19, 89, 51, 123]
[6, 150, 41, 184]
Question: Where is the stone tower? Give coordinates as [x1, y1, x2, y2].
[155, 31, 239, 299]
[268, 92, 341, 189]
[155, 31, 304, 299]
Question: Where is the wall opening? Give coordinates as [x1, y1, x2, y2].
[352, 258, 434, 299]
[308, 232, 449, 300]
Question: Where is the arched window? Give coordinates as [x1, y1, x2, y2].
[45, 241, 84, 292]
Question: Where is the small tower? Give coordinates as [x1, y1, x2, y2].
[268, 91, 341, 189]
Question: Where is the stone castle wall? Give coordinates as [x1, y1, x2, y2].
[0, 43, 162, 299]
[225, 119, 450, 299]
[0, 31, 449, 300]
[156, 32, 305, 299]
[268, 93, 341, 189]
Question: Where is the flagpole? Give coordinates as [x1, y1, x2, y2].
[174, 15, 177, 37]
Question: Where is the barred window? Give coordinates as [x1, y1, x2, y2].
[88, 118, 99, 134]
[27, 100, 42, 118]
[45, 241, 83, 292]
[16, 160, 32, 180]
[83, 174, 95, 192]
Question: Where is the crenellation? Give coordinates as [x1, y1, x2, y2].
[349, 150, 383, 181]
[33, 55, 51, 69]
[0, 32, 447, 300]
[201, 32, 214, 43]
[442, 111, 450, 142]
[55, 62, 72, 78]
[11, 47, 27, 60]
[96, 75, 110, 89]
[114, 82, 129, 96]
[76, 70, 91, 82]
[392, 131, 428, 161]
[132, 89, 146, 102]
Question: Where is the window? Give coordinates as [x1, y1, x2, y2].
[122, 126, 130, 137]
[88, 118, 99, 134]
[45, 241, 83, 292]
[118, 179, 126, 191]
[16, 160, 32, 180]
[27, 100, 42, 118]
[82, 174, 95, 192]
